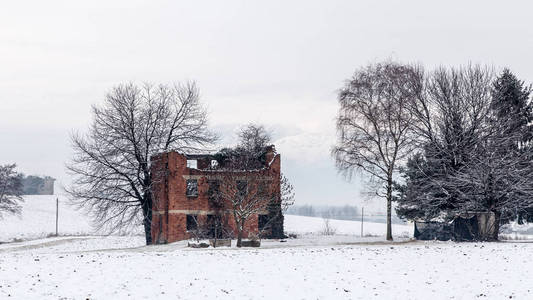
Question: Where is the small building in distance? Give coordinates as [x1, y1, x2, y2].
[414, 212, 498, 241]
[150, 146, 283, 244]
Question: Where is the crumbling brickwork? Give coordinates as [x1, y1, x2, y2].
[150, 146, 283, 244]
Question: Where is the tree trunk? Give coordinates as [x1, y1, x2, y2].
[213, 223, 218, 248]
[517, 210, 524, 225]
[386, 177, 393, 241]
[492, 211, 501, 241]
[142, 194, 153, 245]
[236, 220, 244, 248]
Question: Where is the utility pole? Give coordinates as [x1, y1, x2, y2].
[361, 207, 364, 238]
[55, 197, 59, 236]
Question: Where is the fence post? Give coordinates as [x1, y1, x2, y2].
[361, 207, 364, 238]
[55, 197, 59, 236]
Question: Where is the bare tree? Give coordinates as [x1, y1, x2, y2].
[210, 123, 294, 245]
[321, 218, 337, 236]
[66, 82, 217, 245]
[216, 123, 294, 239]
[216, 124, 273, 169]
[332, 61, 423, 240]
[0, 164, 23, 219]
[238, 124, 272, 156]
[410, 65, 494, 150]
[218, 171, 277, 247]
[396, 65, 497, 222]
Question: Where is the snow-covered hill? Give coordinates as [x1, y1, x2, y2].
[285, 214, 412, 237]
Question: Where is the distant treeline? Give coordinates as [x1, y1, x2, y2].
[21, 175, 55, 195]
[286, 204, 407, 224]
[286, 205, 359, 220]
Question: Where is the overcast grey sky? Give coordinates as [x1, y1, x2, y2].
[1, 0, 532, 211]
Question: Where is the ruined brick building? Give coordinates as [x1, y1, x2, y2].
[150, 146, 283, 244]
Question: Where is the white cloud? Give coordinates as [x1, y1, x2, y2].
[275, 132, 335, 164]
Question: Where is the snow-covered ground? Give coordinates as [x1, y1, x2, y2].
[2, 237, 533, 299]
[2, 196, 533, 299]
[500, 222, 533, 240]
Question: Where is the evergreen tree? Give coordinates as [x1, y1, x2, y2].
[491, 69, 533, 223]
[395, 152, 446, 221]
[490, 68, 532, 146]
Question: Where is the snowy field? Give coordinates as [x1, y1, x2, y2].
[2, 237, 533, 299]
[2, 196, 533, 299]
[285, 214, 412, 237]
[0, 195, 95, 242]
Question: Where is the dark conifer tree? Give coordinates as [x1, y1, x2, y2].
[491, 69, 533, 223]
[490, 68, 532, 146]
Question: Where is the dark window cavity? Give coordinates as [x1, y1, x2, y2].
[258, 214, 270, 231]
[258, 181, 268, 197]
[186, 215, 198, 231]
[236, 180, 247, 197]
[208, 180, 221, 205]
[207, 214, 223, 238]
[186, 179, 198, 197]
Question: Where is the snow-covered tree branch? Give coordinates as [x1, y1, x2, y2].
[0, 164, 23, 219]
